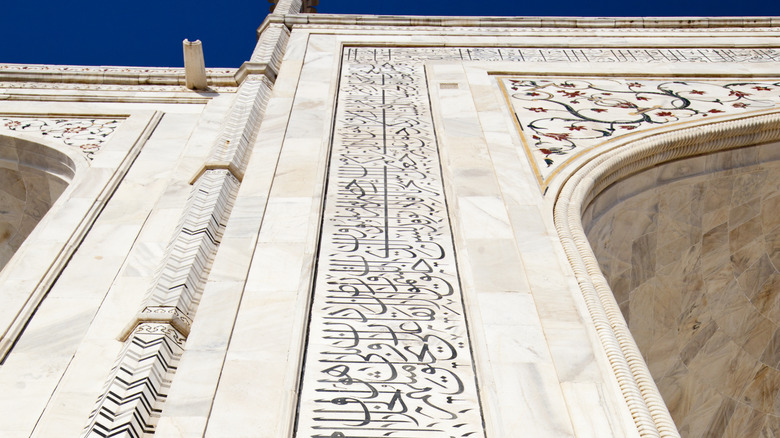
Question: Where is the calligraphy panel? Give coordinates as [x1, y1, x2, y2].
[295, 56, 485, 438]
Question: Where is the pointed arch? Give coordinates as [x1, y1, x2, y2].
[554, 110, 780, 437]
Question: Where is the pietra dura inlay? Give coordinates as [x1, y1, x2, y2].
[499, 78, 780, 190]
[0, 117, 120, 160]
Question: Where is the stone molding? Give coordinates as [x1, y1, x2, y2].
[82, 322, 185, 438]
[250, 23, 290, 75]
[258, 14, 780, 35]
[0, 64, 238, 87]
[553, 110, 780, 437]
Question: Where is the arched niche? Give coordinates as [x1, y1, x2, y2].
[0, 133, 79, 272]
[554, 111, 780, 437]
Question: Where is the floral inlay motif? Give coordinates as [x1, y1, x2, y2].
[500, 78, 780, 190]
[0, 118, 121, 160]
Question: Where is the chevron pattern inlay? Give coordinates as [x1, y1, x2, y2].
[208, 77, 273, 179]
[146, 170, 240, 316]
[83, 324, 185, 438]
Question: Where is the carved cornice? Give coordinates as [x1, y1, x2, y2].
[0, 64, 238, 88]
[258, 13, 780, 35]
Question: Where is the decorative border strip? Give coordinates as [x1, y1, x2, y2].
[344, 47, 780, 63]
[263, 14, 780, 31]
[553, 110, 780, 438]
[0, 64, 238, 88]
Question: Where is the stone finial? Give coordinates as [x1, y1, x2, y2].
[302, 0, 318, 13]
[268, 0, 316, 13]
[183, 39, 208, 90]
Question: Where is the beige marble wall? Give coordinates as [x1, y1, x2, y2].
[0, 136, 73, 271]
[584, 141, 780, 437]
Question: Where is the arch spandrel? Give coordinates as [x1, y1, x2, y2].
[499, 77, 780, 193]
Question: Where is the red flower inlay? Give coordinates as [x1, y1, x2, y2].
[628, 82, 643, 88]
[567, 126, 587, 131]
[690, 90, 705, 95]
[753, 86, 771, 91]
[636, 96, 649, 101]
[528, 92, 541, 97]
[616, 102, 635, 109]
[708, 109, 724, 114]
[730, 90, 751, 98]
[732, 102, 748, 108]
[544, 133, 571, 141]
[656, 111, 674, 117]
[539, 148, 553, 155]
[620, 125, 637, 130]
[559, 90, 584, 98]
[592, 108, 607, 113]
[526, 107, 547, 113]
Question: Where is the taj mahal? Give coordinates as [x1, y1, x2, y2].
[1, 1, 780, 437]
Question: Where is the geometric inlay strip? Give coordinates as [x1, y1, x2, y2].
[344, 47, 780, 64]
[82, 324, 185, 438]
[294, 54, 485, 437]
[81, 169, 239, 438]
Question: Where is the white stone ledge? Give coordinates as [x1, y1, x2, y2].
[0, 64, 238, 87]
[258, 13, 780, 35]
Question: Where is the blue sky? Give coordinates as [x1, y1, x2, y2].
[1, 0, 778, 68]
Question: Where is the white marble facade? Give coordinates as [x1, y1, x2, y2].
[1, 6, 780, 438]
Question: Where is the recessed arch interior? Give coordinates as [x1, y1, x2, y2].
[581, 133, 780, 435]
[0, 134, 77, 272]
